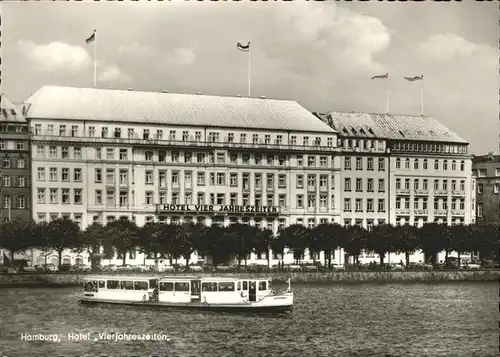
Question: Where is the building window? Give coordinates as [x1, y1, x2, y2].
[434, 160, 439, 170]
[344, 157, 351, 170]
[145, 170, 153, 184]
[37, 167, 45, 181]
[95, 168, 102, 183]
[395, 158, 401, 169]
[355, 198, 362, 212]
[404, 158, 410, 169]
[74, 189, 82, 204]
[74, 168, 82, 182]
[37, 189, 46, 204]
[344, 198, 351, 212]
[61, 189, 70, 204]
[367, 158, 373, 171]
[296, 195, 304, 209]
[367, 199, 374, 212]
[460, 161, 465, 171]
[355, 178, 362, 192]
[356, 157, 362, 170]
[95, 190, 102, 205]
[278, 175, 286, 188]
[3, 196, 11, 209]
[16, 141, 24, 150]
[145, 151, 153, 161]
[2, 176, 11, 187]
[2, 158, 10, 168]
[452, 160, 457, 170]
[414, 159, 419, 170]
[17, 177, 25, 187]
[344, 178, 351, 192]
[61, 147, 69, 159]
[443, 160, 448, 170]
[378, 199, 385, 212]
[17, 196, 26, 209]
[477, 203, 483, 217]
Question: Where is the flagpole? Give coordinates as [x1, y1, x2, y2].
[420, 80, 424, 115]
[248, 42, 251, 97]
[93, 30, 97, 87]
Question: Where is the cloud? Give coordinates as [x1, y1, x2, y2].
[116, 43, 155, 57]
[418, 33, 496, 67]
[272, 4, 391, 75]
[98, 64, 131, 83]
[163, 47, 197, 67]
[17, 40, 91, 72]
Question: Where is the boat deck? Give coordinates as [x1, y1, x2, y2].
[79, 298, 293, 313]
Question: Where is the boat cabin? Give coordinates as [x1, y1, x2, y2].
[83, 275, 160, 301]
[82, 275, 275, 305]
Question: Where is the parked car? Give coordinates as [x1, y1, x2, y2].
[391, 263, 404, 271]
[332, 263, 345, 271]
[44, 264, 58, 272]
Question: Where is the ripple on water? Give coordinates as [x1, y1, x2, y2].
[1, 283, 498, 357]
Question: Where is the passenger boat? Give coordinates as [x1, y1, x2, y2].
[79, 275, 294, 314]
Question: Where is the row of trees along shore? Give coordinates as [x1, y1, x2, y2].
[0, 218, 498, 271]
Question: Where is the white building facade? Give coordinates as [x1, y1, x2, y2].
[321, 112, 475, 264]
[25, 86, 341, 266]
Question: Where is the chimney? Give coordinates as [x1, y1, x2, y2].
[260, 96, 266, 99]
[127, 88, 133, 91]
[196, 92, 202, 95]
[162, 90, 169, 93]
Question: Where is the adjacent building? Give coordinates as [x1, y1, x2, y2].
[319, 112, 475, 263]
[24, 85, 340, 266]
[0, 95, 31, 222]
[472, 154, 500, 224]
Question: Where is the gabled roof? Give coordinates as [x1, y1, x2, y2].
[0, 95, 26, 123]
[320, 111, 467, 144]
[24, 86, 337, 134]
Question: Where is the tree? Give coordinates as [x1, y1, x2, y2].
[278, 224, 310, 264]
[45, 218, 81, 269]
[171, 223, 204, 267]
[310, 223, 343, 268]
[0, 219, 36, 265]
[107, 219, 138, 266]
[417, 223, 446, 264]
[393, 224, 419, 266]
[202, 225, 235, 266]
[366, 224, 394, 265]
[137, 222, 164, 269]
[253, 228, 274, 268]
[341, 226, 367, 265]
[225, 223, 255, 267]
[78, 222, 107, 271]
[472, 223, 500, 263]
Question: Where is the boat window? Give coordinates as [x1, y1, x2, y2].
[134, 281, 148, 290]
[149, 279, 158, 289]
[258, 281, 267, 291]
[218, 282, 235, 292]
[242, 281, 248, 290]
[237, 281, 241, 291]
[84, 281, 98, 292]
[120, 281, 134, 290]
[175, 282, 190, 292]
[98, 281, 105, 288]
[159, 282, 174, 291]
[107, 280, 119, 289]
[202, 282, 218, 292]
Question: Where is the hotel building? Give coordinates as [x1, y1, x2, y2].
[24, 86, 340, 266]
[319, 112, 475, 263]
[472, 154, 500, 224]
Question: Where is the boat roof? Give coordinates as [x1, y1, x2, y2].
[84, 275, 161, 281]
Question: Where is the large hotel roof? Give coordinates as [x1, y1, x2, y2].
[24, 86, 337, 133]
[320, 111, 467, 144]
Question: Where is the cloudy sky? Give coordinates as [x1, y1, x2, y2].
[2, 1, 498, 155]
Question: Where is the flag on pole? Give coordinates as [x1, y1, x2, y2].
[404, 74, 423, 82]
[404, 74, 425, 115]
[86, 30, 96, 44]
[372, 73, 389, 80]
[236, 42, 250, 52]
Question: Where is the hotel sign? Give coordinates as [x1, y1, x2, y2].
[156, 204, 281, 215]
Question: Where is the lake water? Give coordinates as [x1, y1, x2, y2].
[1, 283, 498, 357]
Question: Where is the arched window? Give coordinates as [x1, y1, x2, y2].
[434, 160, 439, 170]
[405, 158, 410, 169]
[460, 161, 465, 171]
[396, 158, 401, 169]
[443, 160, 448, 170]
[452, 160, 456, 170]
[423, 159, 428, 170]
[414, 159, 419, 170]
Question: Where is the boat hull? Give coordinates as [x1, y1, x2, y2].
[79, 297, 293, 314]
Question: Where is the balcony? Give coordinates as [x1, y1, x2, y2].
[414, 209, 429, 216]
[434, 190, 448, 196]
[31, 134, 339, 153]
[413, 189, 428, 196]
[434, 210, 448, 216]
[451, 190, 466, 197]
[396, 189, 411, 195]
[395, 209, 411, 215]
[451, 210, 465, 217]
